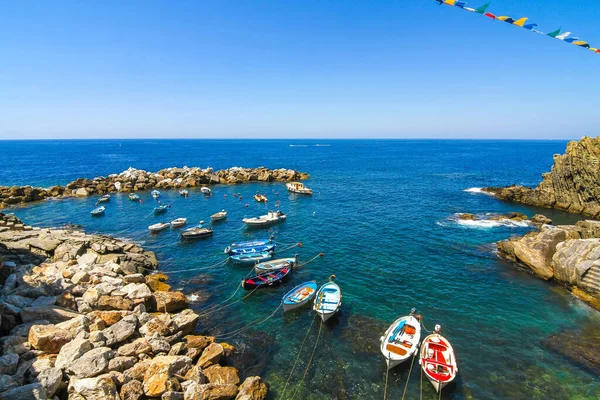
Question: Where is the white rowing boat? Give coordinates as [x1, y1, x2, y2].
[380, 309, 422, 370]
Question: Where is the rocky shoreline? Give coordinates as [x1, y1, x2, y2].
[0, 166, 309, 210]
[484, 136, 600, 218]
[0, 213, 268, 400]
[497, 219, 600, 311]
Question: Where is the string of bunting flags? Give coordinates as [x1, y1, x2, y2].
[434, 0, 599, 55]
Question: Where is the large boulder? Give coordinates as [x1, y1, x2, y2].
[0, 383, 47, 400]
[203, 365, 240, 385]
[37, 367, 63, 397]
[235, 376, 268, 400]
[28, 324, 73, 353]
[497, 225, 580, 280]
[197, 343, 224, 368]
[66, 346, 114, 378]
[142, 356, 192, 397]
[151, 291, 188, 312]
[0, 354, 19, 375]
[68, 373, 120, 400]
[55, 336, 93, 370]
[552, 239, 600, 286]
[21, 305, 80, 324]
[184, 382, 238, 400]
[103, 315, 137, 346]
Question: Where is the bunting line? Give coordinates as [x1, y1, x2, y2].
[433, 0, 599, 55]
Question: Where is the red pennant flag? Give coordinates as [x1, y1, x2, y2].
[484, 12, 496, 20]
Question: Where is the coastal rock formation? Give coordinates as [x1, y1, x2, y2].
[485, 136, 600, 218]
[0, 166, 309, 209]
[0, 217, 268, 399]
[497, 220, 600, 310]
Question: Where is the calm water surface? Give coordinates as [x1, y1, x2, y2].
[3, 140, 599, 399]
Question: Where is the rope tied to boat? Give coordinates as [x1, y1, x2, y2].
[401, 349, 419, 400]
[383, 354, 390, 400]
[195, 265, 259, 318]
[292, 318, 324, 400]
[281, 314, 317, 399]
[134, 256, 230, 274]
[296, 252, 324, 268]
[216, 303, 282, 340]
[278, 242, 302, 252]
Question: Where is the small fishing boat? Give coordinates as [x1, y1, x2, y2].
[179, 189, 189, 196]
[151, 190, 161, 199]
[230, 251, 272, 265]
[170, 218, 187, 228]
[242, 210, 286, 228]
[200, 186, 211, 195]
[224, 239, 274, 254]
[128, 193, 140, 201]
[226, 243, 276, 256]
[254, 256, 297, 274]
[148, 222, 170, 233]
[313, 277, 342, 322]
[97, 194, 111, 203]
[154, 205, 168, 215]
[241, 266, 291, 290]
[181, 225, 213, 240]
[253, 194, 268, 202]
[282, 281, 318, 312]
[380, 309, 422, 370]
[91, 206, 105, 216]
[211, 210, 227, 221]
[419, 325, 458, 393]
[286, 182, 313, 195]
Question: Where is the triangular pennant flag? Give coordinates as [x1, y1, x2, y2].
[464, 7, 476, 12]
[556, 32, 572, 40]
[484, 12, 496, 20]
[444, 0, 457, 5]
[475, 2, 490, 14]
[547, 28, 562, 38]
[513, 18, 528, 27]
[564, 37, 580, 43]
[497, 16, 515, 24]
[523, 23, 538, 31]
[455, 1, 467, 9]
[573, 41, 590, 48]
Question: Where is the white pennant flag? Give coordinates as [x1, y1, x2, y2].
[556, 32, 572, 40]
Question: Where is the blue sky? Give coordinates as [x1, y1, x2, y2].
[0, 0, 598, 139]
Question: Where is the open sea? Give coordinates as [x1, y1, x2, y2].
[2, 139, 599, 399]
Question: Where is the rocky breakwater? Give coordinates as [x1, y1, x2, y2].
[0, 166, 310, 209]
[484, 136, 600, 218]
[498, 219, 600, 310]
[0, 218, 268, 400]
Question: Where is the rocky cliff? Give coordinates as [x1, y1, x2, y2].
[485, 136, 600, 218]
[497, 220, 600, 311]
[0, 166, 309, 209]
[0, 215, 268, 400]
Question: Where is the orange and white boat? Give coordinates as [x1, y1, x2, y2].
[254, 193, 268, 202]
[379, 309, 421, 370]
[419, 325, 458, 393]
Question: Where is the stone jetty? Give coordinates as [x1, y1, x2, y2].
[0, 213, 268, 399]
[0, 166, 309, 209]
[484, 136, 600, 218]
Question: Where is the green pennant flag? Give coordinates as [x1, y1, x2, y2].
[547, 28, 561, 38]
[475, 2, 491, 14]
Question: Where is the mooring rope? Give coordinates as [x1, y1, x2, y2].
[279, 242, 302, 252]
[383, 357, 390, 400]
[401, 350, 418, 400]
[195, 266, 260, 318]
[296, 252, 324, 268]
[420, 362, 423, 400]
[272, 239, 300, 246]
[421, 320, 433, 333]
[292, 319, 324, 399]
[281, 314, 317, 399]
[217, 303, 282, 340]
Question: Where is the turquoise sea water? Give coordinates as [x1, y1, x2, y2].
[3, 140, 600, 399]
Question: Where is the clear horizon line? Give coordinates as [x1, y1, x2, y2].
[0, 136, 587, 141]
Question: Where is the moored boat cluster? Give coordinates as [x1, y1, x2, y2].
[0, 166, 309, 209]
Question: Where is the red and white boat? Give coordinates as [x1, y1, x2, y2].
[419, 325, 458, 393]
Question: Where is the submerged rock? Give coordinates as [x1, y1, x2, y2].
[543, 326, 600, 376]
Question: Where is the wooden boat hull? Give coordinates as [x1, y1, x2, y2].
[419, 333, 458, 393]
[313, 282, 342, 322]
[149, 224, 169, 232]
[254, 257, 297, 274]
[380, 315, 421, 370]
[230, 252, 272, 265]
[242, 213, 286, 228]
[211, 213, 227, 221]
[171, 219, 187, 228]
[97, 195, 111, 203]
[181, 227, 213, 240]
[91, 208, 105, 217]
[282, 281, 318, 312]
[241, 267, 291, 290]
[226, 243, 275, 256]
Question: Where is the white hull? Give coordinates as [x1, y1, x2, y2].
[317, 311, 336, 322]
[313, 281, 341, 322]
[171, 218, 187, 228]
[149, 224, 169, 232]
[380, 315, 421, 370]
[243, 211, 286, 228]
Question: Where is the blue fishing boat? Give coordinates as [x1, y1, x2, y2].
[230, 251, 272, 265]
[226, 243, 276, 256]
[154, 205, 168, 215]
[91, 206, 105, 216]
[151, 190, 160, 199]
[128, 193, 140, 201]
[224, 238, 274, 255]
[313, 277, 342, 322]
[282, 281, 318, 312]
